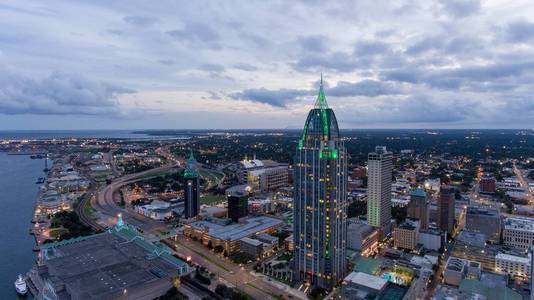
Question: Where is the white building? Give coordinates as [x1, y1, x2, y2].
[495, 253, 531, 277]
[418, 229, 442, 251]
[342, 272, 388, 300]
[367, 146, 392, 228]
[347, 222, 379, 256]
[503, 216, 534, 252]
[134, 200, 174, 220]
[247, 166, 289, 192]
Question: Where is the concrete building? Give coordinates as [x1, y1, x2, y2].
[184, 216, 283, 255]
[353, 166, 367, 179]
[407, 188, 428, 229]
[293, 77, 348, 290]
[247, 165, 289, 192]
[367, 146, 392, 229]
[451, 231, 497, 271]
[438, 185, 455, 235]
[342, 272, 388, 300]
[393, 218, 420, 251]
[183, 152, 200, 219]
[347, 222, 379, 256]
[28, 218, 189, 299]
[479, 176, 496, 194]
[503, 216, 534, 252]
[418, 229, 442, 251]
[465, 206, 501, 243]
[530, 246, 534, 299]
[237, 157, 264, 183]
[444, 257, 469, 286]
[227, 185, 250, 222]
[240, 237, 264, 258]
[134, 200, 177, 220]
[495, 253, 531, 278]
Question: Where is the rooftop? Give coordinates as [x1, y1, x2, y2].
[189, 216, 283, 241]
[495, 252, 530, 264]
[504, 216, 534, 232]
[240, 237, 263, 246]
[456, 230, 487, 247]
[344, 272, 388, 292]
[36, 223, 189, 299]
[467, 206, 499, 217]
[411, 188, 426, 198]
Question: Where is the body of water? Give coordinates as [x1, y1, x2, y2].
[0, 152, 45, 298]
[0, 130, 149, 140]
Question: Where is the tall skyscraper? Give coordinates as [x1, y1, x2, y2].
[438, 185, 455, 235]
[367, 146, 392, 229]
[183, 151, 200, 219]
[293, 76, 347, 290]
[407, 188, 429, 230]
[530, 246, 534, 300]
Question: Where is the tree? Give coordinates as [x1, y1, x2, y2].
[391, 206, 407, 223]
[348, 201, 367, 218]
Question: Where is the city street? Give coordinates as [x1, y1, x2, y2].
[170, 235, 306, 300]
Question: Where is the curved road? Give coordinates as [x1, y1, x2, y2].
[86, 164, 179, 233]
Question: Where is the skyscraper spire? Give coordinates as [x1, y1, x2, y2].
[314, 73, 328, 109]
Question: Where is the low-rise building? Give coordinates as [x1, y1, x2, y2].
[28, 219, 190, 300]
[418, 229, 442, 251]
[495, 253, 531, 278]
[240, 237, 263, 258]
[347, 221, 379, 256]
[393, 218, 420, 251]
[479, 176, 496, 194]
[342, 272, 388, 300]
[451, 231, 497, 271]
[503, 216, 534, 252]
[444, 257, 467, 286]
[465, 206, 501, 243]
[183, 216, 283, 255]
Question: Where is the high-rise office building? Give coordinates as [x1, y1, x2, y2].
[438, 185, 455, 235]
[293, 76, 347, 290]
[407, 188, 428, 230]
[184, 151, 200, 219]
[530, 246, 534, 299]
[227, 185, 250, 222]
[367, 146, 392, 229]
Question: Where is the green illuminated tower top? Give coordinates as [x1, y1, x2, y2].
[183, 150, 199, 178]
[298, 74, 340, 150]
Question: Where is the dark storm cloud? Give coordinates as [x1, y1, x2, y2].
[505, 20, 534, 43]
[0, 70, 132, 115]
[230, 88, 311, 107]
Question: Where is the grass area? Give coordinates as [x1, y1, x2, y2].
[48, 227, 68, 238]
[83, 198, 96, 220]
[201, 194, 226, 205]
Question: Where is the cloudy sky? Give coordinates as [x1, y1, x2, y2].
[1, 0, 534, 129]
